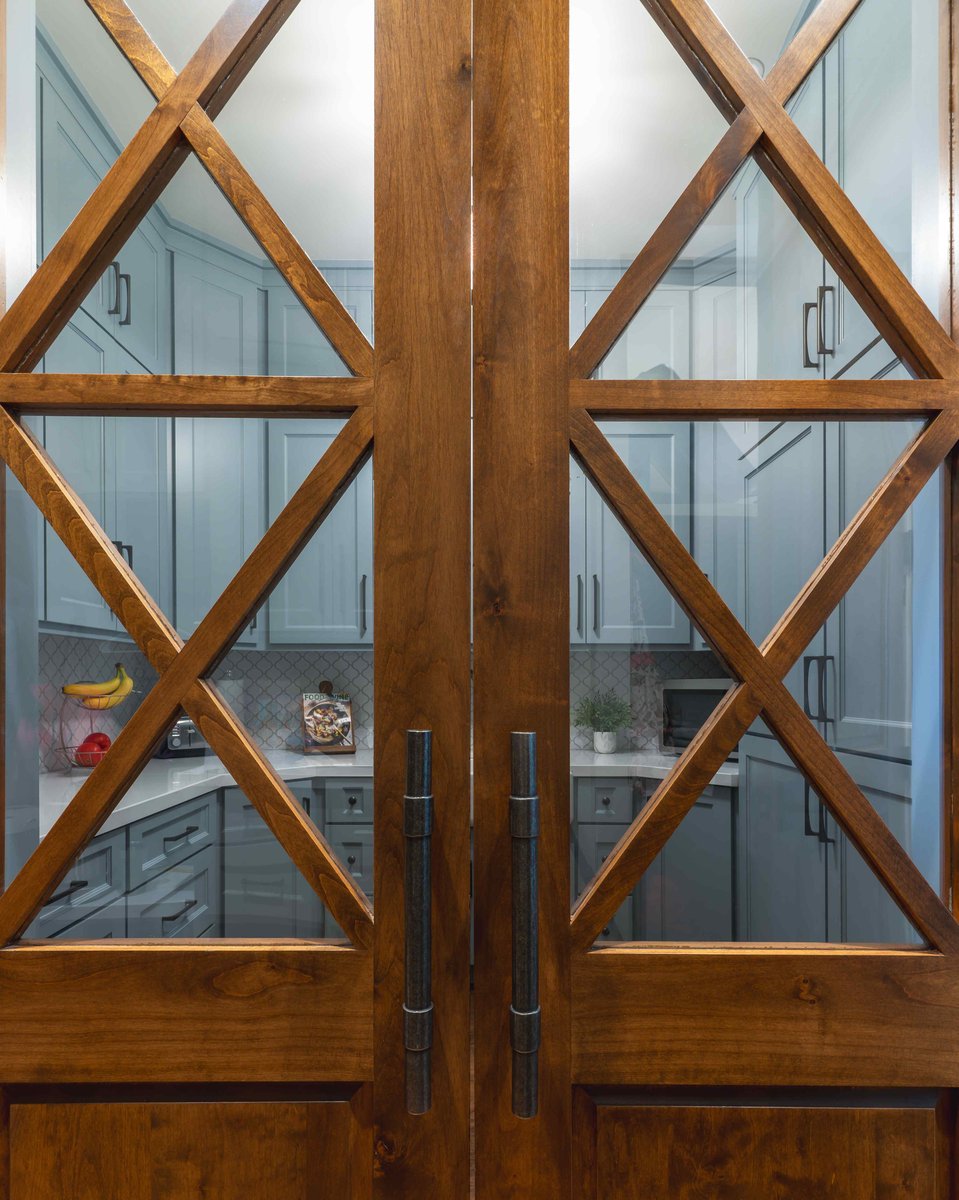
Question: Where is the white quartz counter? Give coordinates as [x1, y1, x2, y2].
[38, 748, 738, 838]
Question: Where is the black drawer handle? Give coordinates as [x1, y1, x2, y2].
[48, 878, 89, 905]
[163, 825, 198, 845]
[347, 795, 358, 806]
[347, 855, 357, 866]
[162, 898, 197, 923]
[600, 796, 611, 807]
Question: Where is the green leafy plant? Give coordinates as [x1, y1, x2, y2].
[572, 690, 633, 733]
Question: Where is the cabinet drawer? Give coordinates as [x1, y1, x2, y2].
[27, 828, 126, 939]
[328, 826, 373, 897]
[223, 786, 309, 843]
[324, 778, 374, 824]
[574, 777, 637, 823]
[53, 895, 127, 940]
[127, 847, 216, 938]
[128, 794, 216, 889]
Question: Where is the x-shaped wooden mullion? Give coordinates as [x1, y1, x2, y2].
[570, 0, 865, 379]
[644, 0, 959, 380]
[0, 0, 359, 376]
[0, 404, 374, 950]
[85, 0, 372, 378]
[570, 408, 959, 953]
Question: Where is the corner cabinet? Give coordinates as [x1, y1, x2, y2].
[266, 421, 373, 645]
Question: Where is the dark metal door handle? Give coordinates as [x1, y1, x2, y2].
[119, 273, 132, 325]
[162, 897, 197, 923]
[107, 261, 121, 315]
[163, 825, 198, 845]
[803, 784, 835, 845]
[575, 574, 584, 637]
[48, 879, 89, 905]
[510, 731, 541, 1119]
[122, 543, 134, 569]
[802, 301, 819, 369]
[404, 729, 433, 1115]
[817, 285, 835, 355]
[592, 574, 601, 637]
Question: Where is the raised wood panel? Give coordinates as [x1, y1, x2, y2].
[574, 950, 959, 1086]
[0, 946, 371, 1083]
[9, 1098, 364, 1199]
[586, 1101, 948, 1199]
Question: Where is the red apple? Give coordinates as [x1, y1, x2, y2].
[74, 739, 106, 768]
[86, 732, 112, 751]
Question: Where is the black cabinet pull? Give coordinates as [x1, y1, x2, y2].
[162, 897, 197, 923]
[592, 574, 601, 636]
[575, 573, 584, 637]
[600, 795, 611, 807]
[817, 285, 835, 355]
[802, 300, 818, 368]
[163, 825, 198, 845]
[404, 729, 433, 1115]
[347, 854, 356, 866]
[510, 731, 540, 1119]
[122, 543, 134, 569]
[119, 273, 132, 325]
[48, 878, 88, 905]
[107, 261, 121, 315]
[803, 784, 835, 845]
[347, 795, 358, 807]
[359, 574, 368, 638]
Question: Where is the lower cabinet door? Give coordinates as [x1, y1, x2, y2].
[222, 788, 299, 937]
[27, 827, 127, 939]
[52, 896, 127, 940]
[655, 788, 736, 941]
[127, 847, 216, 938]
[575, 823, 633, 941]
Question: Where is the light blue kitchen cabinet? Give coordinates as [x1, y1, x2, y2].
[174, 417, 263, 644]
[42, 311, 172, 634]
[38, 45, 171, 374]
[172, 249, 264, 375]
[266, 420, 373, 645]
[584, 423, 691, 645]
[51, 895, 127, 939]
[26, 825, 127, 939]
[126, 844, 218, 938]
[640, 785, 736, 941]
[574, 822, 633, 941]
[221, 786, 325, 938]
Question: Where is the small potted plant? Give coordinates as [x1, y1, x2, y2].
[572, 690, 633, 754]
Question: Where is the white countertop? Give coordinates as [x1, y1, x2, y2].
[38, 748, 737, 838]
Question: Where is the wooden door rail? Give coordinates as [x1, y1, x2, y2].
[569, 408, 959, 955]
[0, 374, 372, 415]
[0, 407, 375, 950]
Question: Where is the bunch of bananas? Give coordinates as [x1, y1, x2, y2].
[62, 664, 134, 710]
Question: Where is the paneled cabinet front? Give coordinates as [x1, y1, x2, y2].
[266, 421, 373, 645]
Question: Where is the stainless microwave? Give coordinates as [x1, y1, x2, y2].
[659, 678, 736, 756]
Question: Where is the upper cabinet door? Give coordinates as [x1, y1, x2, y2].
[172, 251, 264, 376]
[174, 418, 263, 645]
[822, 0, 915, 378]
[738, 68, 825, 380]
[585, 423, 691, 646]
[266, 421, 373, 645]
[37, 70, 116, 326]
[110, 215, 169, 374]
[41, 315, 115, 632]
[589, 286, 690, 381]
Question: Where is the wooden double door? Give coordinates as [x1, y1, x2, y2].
[1, 0, 959, 1196]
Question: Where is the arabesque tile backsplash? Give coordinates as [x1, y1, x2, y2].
[40, 634, 725, 771]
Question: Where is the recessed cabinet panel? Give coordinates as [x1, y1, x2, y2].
[267, 421, 373, 645]
[586, 424, 691, 645]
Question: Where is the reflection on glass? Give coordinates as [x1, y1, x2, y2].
[7, 418, 373, 939]
[569, 0, 726, 285]
[571, 420, 938, 944]
[126, 0, 233, 72]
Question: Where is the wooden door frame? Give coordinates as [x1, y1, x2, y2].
[473, 0, 959, 1196]
[0, 1, 471, 1196]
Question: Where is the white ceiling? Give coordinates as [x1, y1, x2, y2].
[38, 0, 812, 265]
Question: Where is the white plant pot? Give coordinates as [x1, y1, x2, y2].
[593, 730, 618, 754]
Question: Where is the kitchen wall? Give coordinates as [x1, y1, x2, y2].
[41, 633, 723, 770]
